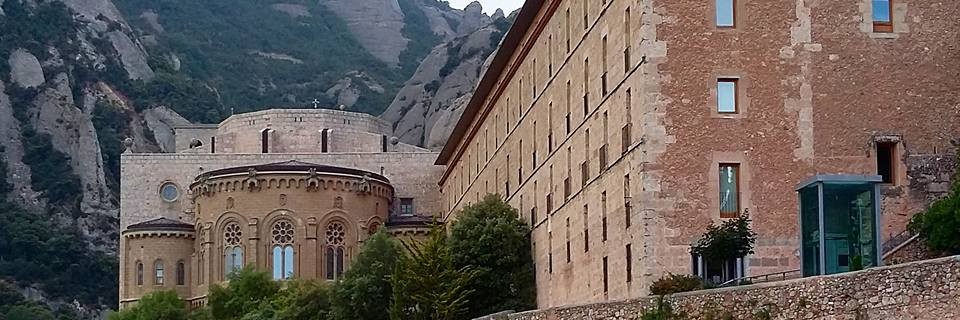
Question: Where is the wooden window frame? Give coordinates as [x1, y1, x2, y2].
[717, 78, 739, 114]
[872, 0, 894, 33]
[719, 163, 741, 219]
[876, 141, 898, 184]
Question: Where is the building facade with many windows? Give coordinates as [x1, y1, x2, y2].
[436, 0, 959, 308]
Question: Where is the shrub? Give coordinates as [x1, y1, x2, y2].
[908, 150, 960, 254]
[640, 296, 686, 320]
[649, 274, 704, 295]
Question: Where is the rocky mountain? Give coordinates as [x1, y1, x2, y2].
[0, 0, 508, 317]
[382, 5, 511, 149]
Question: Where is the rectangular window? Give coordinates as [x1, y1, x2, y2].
[624, 8, 632, 71]
[564, 177, 571, 199]
[565, 9, 572, 53]
[601, 192, 608, 241]
[719, 163, 740, 218]
[717, 78, 738, 113]
[566, 217, 571, 263]
[602, 256, 609, 293]
[624, 174, 632, 228]
[601, 36, 609, 96]
[531, 207, 537, 226]
[621, 124, 632, 154]
[716, 0, 735, 28]
[210, 137, 216, 153]
[877, 142, 897, 184]
[548, 231, 553, 274]
[873, 0, 893, 32]
[546, 193, 553, 213]
[583, 204, 590, 252]
[399, 198, 415, 216]
[581, 161, 589, 186]
[583, 59, 590, 117]
[626, 244, 633, 283]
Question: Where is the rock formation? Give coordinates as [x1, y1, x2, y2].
[381, 4, 509, 149]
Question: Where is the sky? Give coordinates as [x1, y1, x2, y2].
[447, 0, 524, 15]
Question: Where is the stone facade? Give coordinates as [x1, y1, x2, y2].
[437, 0, 960, 309]
[119, 108, 443, 308]
[485, 255, 960, 320]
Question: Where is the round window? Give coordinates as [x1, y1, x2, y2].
[160, 183, 180, 202]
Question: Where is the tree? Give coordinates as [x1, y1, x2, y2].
[208, 267, 281, 320]
[272, 280, 333, 320]
[690, 213, 757, 282]
[107, 291, 188, 320]
[331, 230, 402, 320]
[389, 226, 478, 320]
[909, 150, 960, 254]
[448, 194, 535, 317]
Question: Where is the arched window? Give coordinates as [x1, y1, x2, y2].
[271, 220, 295, 280]
[223, 222, 244, 277]
[177, 261, 186, 286]
[324, 222, 346, 280]
[154, 260, 165, 285]
[136, 261, 144, 286]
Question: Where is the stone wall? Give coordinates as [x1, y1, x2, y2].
[492, 255, 960, 320]
[119, 152, 443, 229]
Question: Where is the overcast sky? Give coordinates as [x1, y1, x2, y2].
[447, 0, 524, 14]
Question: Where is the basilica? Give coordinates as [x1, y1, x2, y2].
[118, 108, 443, 308]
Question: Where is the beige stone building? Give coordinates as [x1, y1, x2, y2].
[119, 109, 443, 308]
[436, 0, 959, 309]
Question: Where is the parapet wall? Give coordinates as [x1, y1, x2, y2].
[494, 256, 960, 320]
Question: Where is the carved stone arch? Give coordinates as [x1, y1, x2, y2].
[278, 179, 287, 188]
[318, 210, 353, 244]
[262, 209, 303, 243]
[233, 181, 240, 191]
[336, 181, 344, 191]
[365, 216, 384, 235]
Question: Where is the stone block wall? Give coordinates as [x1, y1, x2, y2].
[494, 255, 960, 320]
[120, 152, 443, 229]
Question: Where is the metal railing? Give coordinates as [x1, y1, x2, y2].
[882, 229, 917, 254]
[719, 269, 801, 287]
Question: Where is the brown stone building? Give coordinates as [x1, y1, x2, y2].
[119, 109, 443, 308]
[436, 0, 959, 309]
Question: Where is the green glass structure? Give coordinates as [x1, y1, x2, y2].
[796, 175, 883, 277]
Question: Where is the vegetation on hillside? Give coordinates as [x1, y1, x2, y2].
[111, 0, 448, 118]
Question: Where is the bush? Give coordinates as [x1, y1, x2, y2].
[639, 296, 686, 320]
[649, 274, 704, 295]
[907, 149, 960, 254]
[108, 291, 188, 320]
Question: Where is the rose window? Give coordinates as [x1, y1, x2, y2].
[224, 223, 242, 246]
[326, 223, 345, 245]
[272, 220, 295, 245]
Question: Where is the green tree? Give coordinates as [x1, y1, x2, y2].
[389, 226, 478, 320]
[909, 150, 960, 254]
[272, 280, 333, 320]
[208, 267, 281, 320]
[448, 194, 535, 317]
[331, 230, 402, 320]
[690, 213, 757, 283]
[107, 291, 188, 320]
